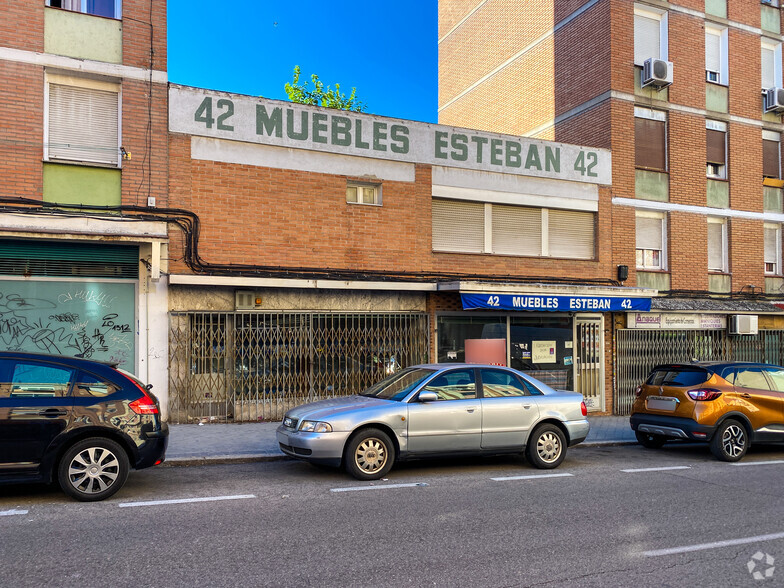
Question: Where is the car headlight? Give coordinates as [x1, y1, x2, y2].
[283, 416, 295, 428]
[299, 420, 333, 433]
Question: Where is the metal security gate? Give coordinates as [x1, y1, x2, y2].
[575, 315, 604, 412]
[615, 329, 784, 415]
[168, 312, 429, 423]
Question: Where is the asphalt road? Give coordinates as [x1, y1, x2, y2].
[2, 443, 784, 587]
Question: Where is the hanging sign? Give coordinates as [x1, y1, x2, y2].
[461, 293, 652, 312]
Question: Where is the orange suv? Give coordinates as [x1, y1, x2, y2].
[630, 362, 784, 461]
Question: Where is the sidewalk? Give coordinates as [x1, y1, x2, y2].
[164, 415, 637, 466]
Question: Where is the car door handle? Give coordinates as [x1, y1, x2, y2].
[740, 393, 752, 399]
[39, 408, 67, 417]
[523, 404, 532, 409]
[466, 407, 478, 413]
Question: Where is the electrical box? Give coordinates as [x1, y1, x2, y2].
[729, 315, 758, 335]
[235, 290, 263, 310]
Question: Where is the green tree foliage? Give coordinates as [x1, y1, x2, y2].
[284, 66, 366, 112]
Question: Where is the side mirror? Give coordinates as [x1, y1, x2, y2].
[418, 391, 438, 403]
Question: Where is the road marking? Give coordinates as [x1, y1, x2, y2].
[330, 483, 428, 493]
[732, 460, 784, 467]
[118, 494, 256, 508]
[621, 466, 691, 473]
[644, 531, 784, 557]
[491, 473, 574, 481]
[0, 509, 28, 517]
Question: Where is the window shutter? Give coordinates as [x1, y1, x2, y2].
[634, 14, 660, 64]
[763, 140, 780, 178]
[636, 215, 663, 250]
[548, 210, 595, 259]
[707, 221, 723, 271]
[706, 129, 726, 165]
[762, 46, 775, 89]
[49, 83, 119, 165]
[491, 204, 541, 256]
[432, 199, 484, 253]
[705, 31, 721, 75]
[765, 226, 778, 264]
[635, 117, 666, 170]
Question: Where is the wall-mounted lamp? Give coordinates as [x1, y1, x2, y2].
[617, 264, 629, 283]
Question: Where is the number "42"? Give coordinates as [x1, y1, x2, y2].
[194, 97, 234, 131]
[574, 151, 598, 177]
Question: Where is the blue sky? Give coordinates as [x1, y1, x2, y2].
[167, 1, 438, 123]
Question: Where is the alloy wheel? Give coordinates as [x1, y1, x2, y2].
[68, 447, 121, 495]
[721, 424, 746, 458]
[354, 437, 388, 474]
[537, 431, 562, 463]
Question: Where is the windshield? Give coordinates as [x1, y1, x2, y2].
[359, 367, 436, 401]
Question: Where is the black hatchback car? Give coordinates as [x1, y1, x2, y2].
[0, 352, 168, 501]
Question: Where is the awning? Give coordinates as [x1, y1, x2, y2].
[650, 297, 784, 314]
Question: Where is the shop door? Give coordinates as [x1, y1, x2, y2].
[574, 315, 604, 412]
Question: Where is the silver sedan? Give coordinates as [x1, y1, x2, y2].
[276, 363, 590, 480]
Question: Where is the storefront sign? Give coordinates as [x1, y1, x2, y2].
[626, 313, 727, 330]
[461, 293, 651, 312]
[170, 86, 611, 185]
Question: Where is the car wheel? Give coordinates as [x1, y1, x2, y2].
[710, 419, 748, 462]
[58, 437, 130, 502]
[526, 424, 567, 469]
[344, 428, 395, 481]
[635, 431, 667, 449]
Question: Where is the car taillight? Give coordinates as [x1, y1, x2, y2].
[116, 369, 159, 415]
[635, 385, 643, 398]
[687, 388, 722, 401]
[580, 401, 588, 417]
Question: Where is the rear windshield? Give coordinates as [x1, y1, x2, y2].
[645, 368, 709, 387]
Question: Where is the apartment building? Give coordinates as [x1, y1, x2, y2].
[0, 1, 170, 411]
[439, 0, 784, 412]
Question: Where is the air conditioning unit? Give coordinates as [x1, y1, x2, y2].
[764, 87, 784, 114]
[729, 315, 759, 336]
[235, 290, 263, 310]
[642, 58, 673, 89]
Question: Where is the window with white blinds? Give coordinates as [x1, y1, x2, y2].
[47, 82, 120, 166]
[634, 7, 666, 65]
[636, 212, 666, 270]
[491, 204, 542, 256]
[762, 42, 781, 90]
[548, 210, 595, 259]
[432, 199, 485, 253]
[705, 27, 727, 84]
[432, 199, 596, 260]
[764, 223, 781, 274]
[707, 218, 727, 272]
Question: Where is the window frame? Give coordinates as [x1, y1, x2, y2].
[764, 222, 782, 275]
[46, 0, 122, 20]
[705, 26, 729, 86]
[707, 217, 728, 273]
[706, 120, 727, 180]
[478, 368, 531, 398]
[44, 72, 122, 168]
[346, 182, 382, 206]
[634, 107, 668, 172]
[761, 40, 783, 91]
[763, 130, 781, 179]
[634, 5, 669, 66]
[636, 210, 667, 271]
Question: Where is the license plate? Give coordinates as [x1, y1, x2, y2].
[647, 396, 679, 411]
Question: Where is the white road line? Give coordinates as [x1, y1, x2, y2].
[330, 483, 429, 493]
[491, 473, 574, 481]
[118, 494, 255, 508]
[644, 531, 784, 557]
[621, 466, 691, 473]
[732, 460, 784, 467]
[0, 509, 29, 517]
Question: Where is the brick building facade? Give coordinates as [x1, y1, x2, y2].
[440, 0, 784, 413]
[0, 2, 170, 409]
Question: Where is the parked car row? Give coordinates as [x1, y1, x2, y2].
[2, 352, 784, 501]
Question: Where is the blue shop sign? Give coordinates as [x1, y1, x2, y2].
[461, 293, 652, 312]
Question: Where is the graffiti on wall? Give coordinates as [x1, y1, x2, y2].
[0, 281, 136, 369]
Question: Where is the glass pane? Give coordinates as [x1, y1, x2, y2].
[346, 186, 357, 202]
[437, 316, 506, 363]
[86, 0, 116, 18]
[764, 368, 784, 392]
[361, 187, 376, 204]
[509, 316, 573, 390]
[422, 369, 476, 400]
[74, 371, 117, 397]
[10, 362, 73, 397]
[735, 368, 771, 390]
[480, 369, 527, 397]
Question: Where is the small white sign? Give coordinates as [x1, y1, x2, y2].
[626, 313, 727, 330]
[532, 340, 557, 364]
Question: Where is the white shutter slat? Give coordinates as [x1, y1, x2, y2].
[49, 83, 118, 165]
[707, 222, 723, 271]
[548, 210, 594, 259]
[636, 216, 663, 250]
[706, 31, 721, 74]
[765, 227, 778, 263]
[635, 14, 660, 64]
[763, 47, 775, 89]
[492, 204, 542, 256]
[432, 199, 484, 253]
